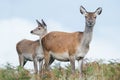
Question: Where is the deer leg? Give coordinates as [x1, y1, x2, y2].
[49, 55, 55, 65]
[19, 54, 24, 67]
[69, 56, 75, 74]
[23, 59, 27, 66]
[44, 50, 50, 70]
[39, 59, 43, 73]
[78, 57, 84, 78]
[33, 58, 38, 74]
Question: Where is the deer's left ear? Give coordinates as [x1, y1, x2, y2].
[95, 7, 102, 15]
[41, 19, 47, 27]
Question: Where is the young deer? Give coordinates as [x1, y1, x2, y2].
[41, 6, 102, 77]
[16, 19, 47, 73]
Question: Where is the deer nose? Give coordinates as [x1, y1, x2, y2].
[30, 30, 33, 33]
[89, 22, 92, 25]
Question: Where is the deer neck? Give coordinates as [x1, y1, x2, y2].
[39, 32, 47, 45]
[81, 24, 94, 47]
[39, 37, 42, 45]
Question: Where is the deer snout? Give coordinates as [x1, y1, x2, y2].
[30, 30, 33, 33]
[89, 22, 92, 25]
[87, 20, 95, 26]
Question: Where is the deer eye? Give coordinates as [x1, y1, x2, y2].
[94, 16, 96, 18]
[38, 27, 41, 30]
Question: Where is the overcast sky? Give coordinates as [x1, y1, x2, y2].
[0, 0, 120, 68]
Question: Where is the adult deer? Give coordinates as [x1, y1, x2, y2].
[41, 6, 102, 77]
[16, 19, 47, 73]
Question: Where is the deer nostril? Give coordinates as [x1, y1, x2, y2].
[90, 23, 92, 25]
[30, 31, 33, 33]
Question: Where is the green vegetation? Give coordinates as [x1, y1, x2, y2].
[0, 59, 120, 80]
[0, 63, 31, 80]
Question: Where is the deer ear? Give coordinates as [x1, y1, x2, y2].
[80, 6, 87, 15]
[36, 19, 42, 26]
[95, 7, 102, 15]
[41, 19, 47, 26]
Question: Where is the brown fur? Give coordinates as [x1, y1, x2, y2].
[16, 39, 39, 60]
[42, 31, 83, 55]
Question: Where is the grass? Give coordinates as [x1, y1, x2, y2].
[0, 59, 120, 80]
[0, 63, 31, 80]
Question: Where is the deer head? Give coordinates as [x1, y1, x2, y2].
[31, 19, 47, 37]
[80, 6, 102, 27]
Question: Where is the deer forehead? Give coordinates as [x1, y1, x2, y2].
[85, 12, 96, 18]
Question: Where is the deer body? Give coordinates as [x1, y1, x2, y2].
[16, 39, 44, 63]
[42, 31, 84, 61]
[16, 20, 47, 73]
[42, 6, 102, 77]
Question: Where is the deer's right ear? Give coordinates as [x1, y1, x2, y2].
[80, 6, 87, 15]
[36, 19, 42, 26]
